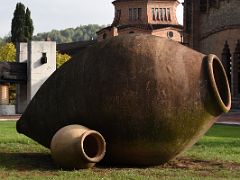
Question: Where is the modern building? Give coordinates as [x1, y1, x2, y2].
[183, 0, 240, 108]
[97, 0, 183, 42]
[0, 41, 56, 115]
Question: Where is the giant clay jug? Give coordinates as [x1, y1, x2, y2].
[17, 34, 231, 166]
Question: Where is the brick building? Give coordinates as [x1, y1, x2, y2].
[183, 0, 240, 108]
[97, 0, 183, 42]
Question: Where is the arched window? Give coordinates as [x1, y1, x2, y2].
[209, 0, 217, 8]
[200, 0, 207, 12]
[167, 31, 174, 39]
[167, 8, 171, 21]
[103, 33, 107, 39]
[129, 8, 142, 21]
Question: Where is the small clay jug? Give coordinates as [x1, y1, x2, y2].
[50, 125, 106, 169]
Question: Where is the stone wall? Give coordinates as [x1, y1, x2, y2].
[147, 1, 179, 25]
[113, 0, 179, 25]
[198, 0, 240, 58]
[97, 0, 182, 42]
[152, 28, 181, 42]
[199, 0, 240, 38]
[199, 28, 240, 58]
[97, 27, 118, 42]
[113, 1, 148, 25]
[117, 27, 149, 35]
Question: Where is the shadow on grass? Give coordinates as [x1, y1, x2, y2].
[1, 152, 240, 173]
[0, 152, 57, 171]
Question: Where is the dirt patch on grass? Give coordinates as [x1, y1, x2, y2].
[164, 157, 240, 171]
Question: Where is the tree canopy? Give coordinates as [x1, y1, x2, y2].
[0, 37, 3, 45]
[33, 24, 105, 43]
[1, 24, 105, 45]
[24, 8, 34, 41]
[11, 3, 34, 43]
[56, 52, 71, 68]
[0, 43, 16, 62]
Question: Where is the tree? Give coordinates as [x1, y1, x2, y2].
[0, 43, 17, 104]
[56, 52, 71, 68]
[11, 3, 26, 43]
[32, 24, 106, 43]
[24, 8, 34, 41]
[11, 3, 34, 43]
[0, 43, 16, 62]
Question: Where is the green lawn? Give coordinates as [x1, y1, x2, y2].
[0, 121, 240, 179]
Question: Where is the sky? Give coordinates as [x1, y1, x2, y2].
[0, 0, 184, 37]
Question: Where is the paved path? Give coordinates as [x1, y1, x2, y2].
[217, 110, 240, 125]
[0, 111, 240, 125]
[0, 115, 21, 121]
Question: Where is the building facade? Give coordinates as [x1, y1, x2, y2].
[97, 0, 183, 42]
[183, 0, 240, 108]
[183, 0, 240, 57]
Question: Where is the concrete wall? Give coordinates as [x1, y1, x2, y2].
[16, 43, 28, 114]
[16, 41, 56, 114]
[27, 41, 56, 102]
[0, 105, 16, 115]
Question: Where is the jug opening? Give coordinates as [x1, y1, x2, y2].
[207, 54, 231, 113]
[81, 130, 106, 162]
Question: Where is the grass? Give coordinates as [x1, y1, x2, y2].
[0, 121, 240, 179]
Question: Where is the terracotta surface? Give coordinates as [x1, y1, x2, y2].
[16, 34, 231, 166]
[2, 113, 240, 124]
[51, 125, 106, 169]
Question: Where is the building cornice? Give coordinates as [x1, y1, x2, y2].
[112, 0, 178, 4]
[97, 23, 183, 34]
[200, 24, 240, 40]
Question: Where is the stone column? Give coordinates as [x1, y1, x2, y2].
[0, 84, 9, 105]
[192, 0, 200, 50]
[16, 43, 28, 114]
